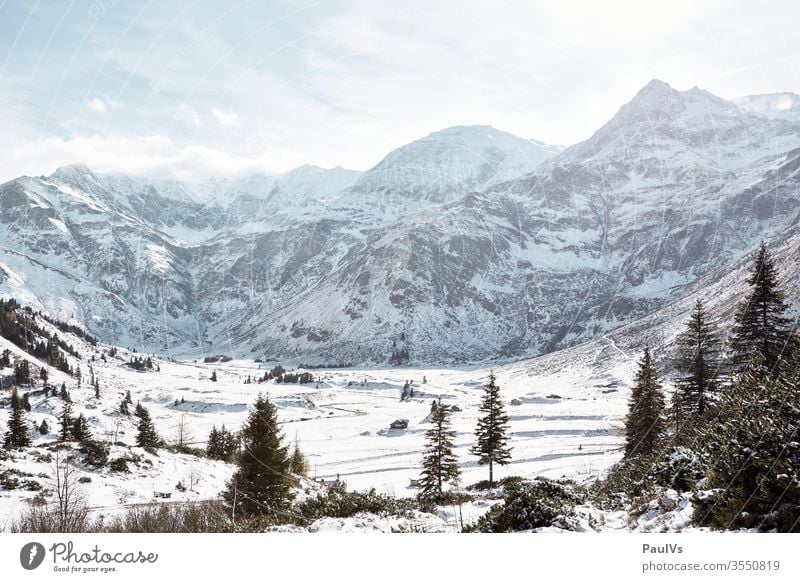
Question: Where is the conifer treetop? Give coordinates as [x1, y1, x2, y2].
[470, 371, 512, 487]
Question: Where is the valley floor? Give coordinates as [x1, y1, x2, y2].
[1, 328, 641, 531]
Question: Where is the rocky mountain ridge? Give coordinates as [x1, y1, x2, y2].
[1, 81, 799, 364]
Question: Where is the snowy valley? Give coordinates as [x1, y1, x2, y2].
[0, 306, 635, 531]
[1, 79, 800, 533]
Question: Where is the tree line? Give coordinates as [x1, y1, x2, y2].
[622, 243, 800, 530]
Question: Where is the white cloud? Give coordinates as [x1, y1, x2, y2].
[176, 104, 201, 129]
[211, 108, 239, 128]
[774, 95, 795, 111]
[0, 133, 307, 183]
[6, 1, 800, 181]
[86, 98, 108, 113]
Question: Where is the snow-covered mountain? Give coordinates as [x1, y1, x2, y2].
[733, 92, 800, 123]
[2, 83, 800, 364]
[343, 125, 561, 208]
[237, 81, 800, 364]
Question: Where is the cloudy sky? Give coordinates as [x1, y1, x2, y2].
[1, 0, 800, 181]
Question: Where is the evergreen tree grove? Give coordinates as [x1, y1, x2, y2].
[624, 348, 666, 458]
[470, 371, 512, 487]
[3, 387, 31, 448]
[729, 243, 795, 375]
[419, 398, 460, 498]
[207, 425, 239, 462]
[223, 394, 295, 520]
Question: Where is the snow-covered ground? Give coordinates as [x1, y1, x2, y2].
[0, 318, 637, 530]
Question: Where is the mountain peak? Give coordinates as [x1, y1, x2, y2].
[628, 78, 682, 106]
[639, 78, 675, 93]
[558, 79, 787, 167]
[49, 163, 97, 182]
[349, 124, 559, 202]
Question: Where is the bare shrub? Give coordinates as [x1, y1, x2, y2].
[12, 452, 91, 533]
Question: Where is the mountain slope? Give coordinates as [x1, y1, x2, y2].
[2, 84, 800, 364]
[232, 82, 800, 364]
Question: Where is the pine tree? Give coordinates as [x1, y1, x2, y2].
[134, 401, 146, 418]
[220, 425, 240, 461]
[207, 425, 222, 459]
[59, 400, 73, 442]
[71, 413, 92, 442]
[668, 386, 688, 444]
[419, 399, 460, 498]
[38, 419, 49, 435]
[673, 300, 722, 421]
[729, 243, 795, 375]
[135, 406, 160, 448]
[60, 383, 70, 402]
[210, 370, 217, 382]
[289, 437, 309, 476]
[3, 386, 31, 448]
[119, 399, 130, 415]
[223, 394, 295, 519]
[14, 360, 30, 384]
[624, 348, 666, 458]
[470, 371, 512, 487]
[125, 390, 132, 404]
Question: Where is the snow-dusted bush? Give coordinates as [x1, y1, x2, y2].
[693, 359, 800, 532]
[78, 440, 109, 468]
[296, 481, 418, 522]
[650, 447, 705, 493]
[590, 453, 658, 510]
[465, 478, 582, 532]
[108, 457, 130, 472]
